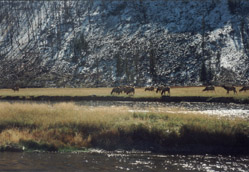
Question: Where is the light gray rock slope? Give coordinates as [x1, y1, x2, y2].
[0, 0, 248, 88]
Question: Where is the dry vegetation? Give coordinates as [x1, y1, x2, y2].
[0, 102, 248, 152]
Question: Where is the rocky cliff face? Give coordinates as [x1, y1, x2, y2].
[0, 0, 249, 88]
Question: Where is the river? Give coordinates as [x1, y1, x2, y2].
[0, 151, 248, 172]
[74, 100, 249, 119]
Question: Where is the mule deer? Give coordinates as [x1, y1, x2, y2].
[222, 85, 237, 94]
[239, 86, 249, 92]
[145, 86, 154, 91]
[156, 86, 164, 93]
[111, 87, 122, 95]
[12, 86, 19, 92]
[125, 87, 135, 95]
[161, 87, 170, 96]
[203, 86, 215, 92]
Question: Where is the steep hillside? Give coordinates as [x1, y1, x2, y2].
[0, 0, 249, 88]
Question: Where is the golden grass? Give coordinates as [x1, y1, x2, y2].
[0, 102, 133, 148]
[0, 102, 248, 151]
[0, 86, 248, 99]
[0, 102, 128, 128]
[0, 129, 33, 145]
[0, 88, 110, 97]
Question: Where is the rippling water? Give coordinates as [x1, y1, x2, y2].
[75, 101, 249, 119]
[0, 151, 248, 172]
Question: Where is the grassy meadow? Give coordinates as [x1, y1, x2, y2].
[0, 102, 248, 153]
[0, 86, 248, 99]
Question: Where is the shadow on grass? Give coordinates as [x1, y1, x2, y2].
[0, 122, 248, 154]
[0, 122, 37, 133]
[90, 124, 249, 155]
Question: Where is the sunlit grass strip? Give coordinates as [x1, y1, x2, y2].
[0, 102, 248, 152]
[0, 87, 248, 99]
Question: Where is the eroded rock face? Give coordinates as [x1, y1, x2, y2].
[0, 0, 248, 88]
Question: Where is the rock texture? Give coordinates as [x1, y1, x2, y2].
[0, 0, 248, 88]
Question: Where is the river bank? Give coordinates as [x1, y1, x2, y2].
[0, 95, 249, 104]
[0, 102, 248, 155]
[1, 143, 248, 155]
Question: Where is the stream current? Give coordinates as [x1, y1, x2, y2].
[0, 151, 248, 172]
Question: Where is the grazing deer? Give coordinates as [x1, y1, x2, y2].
[12, 86, 19, 92]
[161, 87, 170, 96]
[156, 86, 164, 93]
[119, 86, 126, 93]
[125, 87, 135, 95]
[222, 85, 237, 94]
[202, 86, 215, 92]
[145, 86, 154, 91]
[239, 86, 249, 92]
[111, 87, 122, 95]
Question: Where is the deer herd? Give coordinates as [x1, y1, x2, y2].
[111, 85, 249, 95]
[202, 85, 249, 94]
[6, 84, 249, 96]
[111, 86, 135, 95]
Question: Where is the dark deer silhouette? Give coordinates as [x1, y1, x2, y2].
[12, 86, 19, 92]
[239, 86, 249, 92]
[111, 87, 122, 95]
[222, 85, 237, 94]
[161, 87, 170, 96]
[125, 87, 135, 95]
[156, 86, 164, 93]
[203, 86, 215, 92]
[145, 86, 154, 91]
[119, 86, 126, 93]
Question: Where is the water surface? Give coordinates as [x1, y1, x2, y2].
[75, 101, 249, 118]
[0, 151, 248, 172]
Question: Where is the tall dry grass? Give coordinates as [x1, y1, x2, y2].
[0, 102, 132, 148]
[0, 102, 248, 151]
